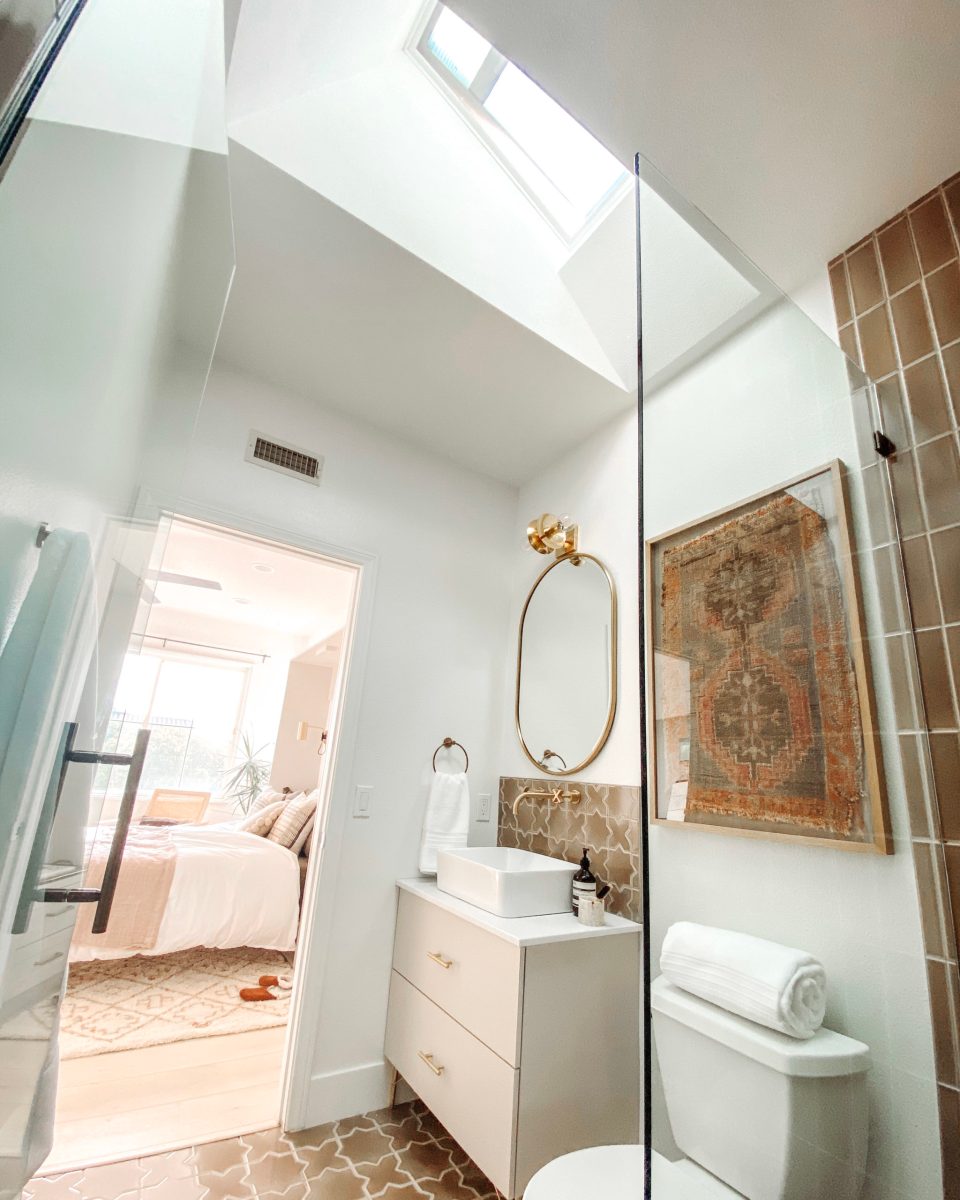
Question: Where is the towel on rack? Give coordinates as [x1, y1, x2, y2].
[660, 921, 827, 1039]
[418, 770, 470, 875]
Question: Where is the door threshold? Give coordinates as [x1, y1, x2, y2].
[33, 1118, 279, 1177]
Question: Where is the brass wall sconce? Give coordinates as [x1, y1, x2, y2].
[296, 720, 328, 756]
[527, 513, 579, 559]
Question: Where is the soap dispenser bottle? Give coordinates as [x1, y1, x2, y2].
[572, 848, 596, 916]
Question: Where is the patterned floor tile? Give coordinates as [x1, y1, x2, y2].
[26, 1100, 502, 1200]
[23, 1171, 84, 1199]
[74, 1160, 145, 1200]
[194, 1164, 252, 1200]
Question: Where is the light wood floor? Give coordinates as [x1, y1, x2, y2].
[42, 1026, 285, 1174]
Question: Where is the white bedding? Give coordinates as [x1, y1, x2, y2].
[70, 824, 301, 962]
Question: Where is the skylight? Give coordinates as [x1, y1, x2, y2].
[414, 4, 629, 243]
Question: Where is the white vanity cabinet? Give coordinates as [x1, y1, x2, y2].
[384, 879, 641, 1198]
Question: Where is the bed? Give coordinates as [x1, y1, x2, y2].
[69, 822, 301, 962]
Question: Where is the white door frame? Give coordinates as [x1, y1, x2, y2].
[169, 498, 378, 1133]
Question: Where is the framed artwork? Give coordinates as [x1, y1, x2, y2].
[645, 460, 891, 854]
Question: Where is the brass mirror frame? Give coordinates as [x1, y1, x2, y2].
[515, 551, 618, 777]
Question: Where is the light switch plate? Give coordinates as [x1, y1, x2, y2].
[353, 785, 372, 819]
[477, 793, 492, 822]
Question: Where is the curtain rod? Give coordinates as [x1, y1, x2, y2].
[141, 635, 269, 663]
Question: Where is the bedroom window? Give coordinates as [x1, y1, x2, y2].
[98, 650, 252, 805]
[411, 3, 629, 243]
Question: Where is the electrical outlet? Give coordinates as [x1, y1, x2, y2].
[477, 793, 492, 822]
[353, 785, 372, 819]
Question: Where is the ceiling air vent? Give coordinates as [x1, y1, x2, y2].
[245, 430, 323, 486]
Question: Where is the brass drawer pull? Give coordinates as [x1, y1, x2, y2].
[418, 1050, 444, 1076]
[427, 951, 453, 969]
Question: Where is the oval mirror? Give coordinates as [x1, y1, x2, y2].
[516, 553, 618, 776]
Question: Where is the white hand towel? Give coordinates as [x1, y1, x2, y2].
[660, 921, 827, 1039]
[418, 771, 470, 875]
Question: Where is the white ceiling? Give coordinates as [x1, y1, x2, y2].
[144, 518, 356, 650]
[448, 0, 960, 295]
[217, 0, 776, 483]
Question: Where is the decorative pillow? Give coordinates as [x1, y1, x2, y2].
[240, 799, 286, 837]
[302, 823, 315, 858]
[267, 790, 318, 851]
[250, 787, 291, 815]
[292, 811, 316, 856]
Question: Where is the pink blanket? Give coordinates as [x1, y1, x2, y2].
[71, 825, 177, 953]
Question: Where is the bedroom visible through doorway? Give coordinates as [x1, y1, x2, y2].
[44, 516, 360, 1170]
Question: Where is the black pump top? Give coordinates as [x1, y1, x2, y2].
[574, 848, 595, 881]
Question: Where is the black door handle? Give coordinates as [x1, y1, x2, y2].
[12, 724, 151, 934]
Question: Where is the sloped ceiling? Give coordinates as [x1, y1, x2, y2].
[448, 0, 960, 294]
[217, 0, 779, 482]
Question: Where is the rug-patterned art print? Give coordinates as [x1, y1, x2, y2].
[651, 467, 883, 846]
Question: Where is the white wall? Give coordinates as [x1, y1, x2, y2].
[646, 299, 938, 1198]
[273, 659, 335, 793]
[177, 363, 516, 1122]
[500, 296, 941, 1199]
[499, 408, 640, 787]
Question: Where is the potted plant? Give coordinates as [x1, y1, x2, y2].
[221, 732, 272, 814]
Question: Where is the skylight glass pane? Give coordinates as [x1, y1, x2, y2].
[483, 63, 626, 220]
[426, 7, 491, 89]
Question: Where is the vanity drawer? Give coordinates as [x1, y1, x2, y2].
[393, 889, 522, 1064]
[385, 971, 517, 1196]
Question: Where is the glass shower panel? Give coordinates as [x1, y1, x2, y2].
[0, 5, 234, 1191]
[637, 155, 947, 1200]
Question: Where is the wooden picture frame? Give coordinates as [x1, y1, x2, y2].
[645, 460, 891, 854]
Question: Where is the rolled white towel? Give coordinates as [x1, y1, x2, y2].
[660, 921, 826, 1040]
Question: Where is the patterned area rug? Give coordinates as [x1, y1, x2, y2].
[661, 491, 865, 837]
[61, 946, 293, 1059]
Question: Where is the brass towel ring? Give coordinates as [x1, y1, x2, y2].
[432, 737, 469, 773]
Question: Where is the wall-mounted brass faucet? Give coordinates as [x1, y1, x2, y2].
[512, 785, 581, 819]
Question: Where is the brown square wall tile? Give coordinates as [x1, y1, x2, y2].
[905, 356, 952, 442]
[916, 434, 960, 529]
[927, 958, 959, 1086]
[911, 194, 957, 274]
[857, 304, 898, 379]
[946, 179, 960, 241]
[938, 1084, 960, 1200]
[876, 375, 911, 448]
[943, 341, 960, 424]
[838, 322, 860, 369]
[829, 259, 852, 326]
[917, 628, 959, 729]
[878, 217, 921, 294]
[916, 839, 949, 958]
[931, 732, 960, 840]
[948, 624, 960, 696]
[847, 240, 884, 315]
[928, 263, 960, 346]
[891, 285, 935, 366]
[901, 536, 940, 628]
[931, 526, 960, 623]
[888, 449, 925, 538]
[900, 733, 934, 838]
[945, 844, 960, 953]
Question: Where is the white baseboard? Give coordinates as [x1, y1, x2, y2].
[295, 1060, 396, 1131]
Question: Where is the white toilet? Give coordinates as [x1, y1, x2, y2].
[524, 976, 871, 1200]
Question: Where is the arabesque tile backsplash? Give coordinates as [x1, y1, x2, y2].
[497, 777, 640, 921]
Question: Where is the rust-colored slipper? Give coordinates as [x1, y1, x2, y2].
[239, 986, 277, 1002]
[258, 974, 293, 990]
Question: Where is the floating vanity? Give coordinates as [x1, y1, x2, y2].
[384, 878, 641, 1198]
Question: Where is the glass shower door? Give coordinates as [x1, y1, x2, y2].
[0, 1, 234, 1191]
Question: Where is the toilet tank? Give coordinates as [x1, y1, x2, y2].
[651, 977, 870, 1200]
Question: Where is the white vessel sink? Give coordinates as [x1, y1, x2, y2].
[436, 847, 577, 918]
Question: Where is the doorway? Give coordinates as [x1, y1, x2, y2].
[41, 516, 361, 1171]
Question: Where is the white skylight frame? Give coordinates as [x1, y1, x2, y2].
[406, 2, 631, 248]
